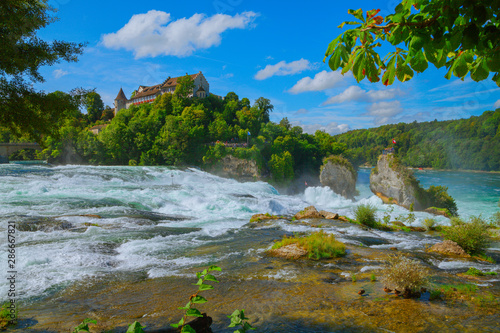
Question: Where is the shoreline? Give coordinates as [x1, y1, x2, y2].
[359, 165, 500, 174]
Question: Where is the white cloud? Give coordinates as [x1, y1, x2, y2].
[254, 59, 312, 80]
[367, 101, 403, 125]
[102, 11, 258, 58]
[288, 70, 346, 94]
[53, 69, 69, 79]
[322, 86, 404, 105]
[494, 99, 500, 109]
[293, 121, 350, 135]
[294, 108, 309, 115]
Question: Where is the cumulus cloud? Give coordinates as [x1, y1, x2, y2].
[288, 70, 346, 94]
[322, 86, 404, 105]
[254, 59, 312, 80]
[102, 11, 258, 58]
[53, 69, 69, 79]
[293, 121, 350, 135]
[367, 101, 403, 125]
[494, 99, 500, 109]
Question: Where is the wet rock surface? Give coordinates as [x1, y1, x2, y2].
[429, 240, 471, 257]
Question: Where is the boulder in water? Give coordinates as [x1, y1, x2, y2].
[16, 217, 74, 232]
[268, 244, 308, 259]
[294, 206, 323, 220]
[320, 155, 357, 200]
[319, 210, 339, 220]
[429, 240, 471, 257]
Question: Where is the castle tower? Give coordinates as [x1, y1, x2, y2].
[114, 88, 128, 115]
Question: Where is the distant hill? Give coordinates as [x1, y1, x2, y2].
[336, 109, 500, 171]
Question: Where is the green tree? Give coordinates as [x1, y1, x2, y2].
[174, 74, 195, 98]
[324, 0, 500, 86]
[85, 92, 104, 124]
[0, 0, 85, 140]
[254, 97, 273, 123]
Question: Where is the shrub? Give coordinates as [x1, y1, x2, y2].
[272, 230, 346, 260]
[424, 185, 458, 216]
[381, 254, 428, 296]
[354, 204, 377, 227]
[490, 211, 500, 227]
[423, 218, 437, 231]
[441, 216, 490, 255]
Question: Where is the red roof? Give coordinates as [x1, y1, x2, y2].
[130, 73, 201, 100]
[115, 88, 127, 100]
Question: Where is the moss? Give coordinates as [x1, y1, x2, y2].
[465, 267, 497, 276]
[271, 230, 346, 260]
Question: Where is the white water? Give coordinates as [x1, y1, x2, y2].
[0, 165, 498, 300]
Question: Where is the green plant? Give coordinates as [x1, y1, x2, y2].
[351, 274, 357, 282]
[354, 203, 377, 228]
[126, 322, 146, 333]
[228, 309, 255, 333]
[382, 254, 428, 296]
[73, 319, 97, 333]
[423, 218, 436, 231]
[370, 273, 377, 282]
[0, 302, 17, 330]
[171, 265, 222, 333]
[441, 216, 491, 255]
[272, 230, 346, 260]
[465, 267, 497, 277]
[490, 211, 500, 227]
[429, 289, 442, 301]
[382, 205, 394, 225]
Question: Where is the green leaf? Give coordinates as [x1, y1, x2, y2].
[338, 21, 360, 29]
[201, 269, 208, 276]
[409, 35, 425, 54]
[181, 325, 197, 333]
[191, 295, 208, 304]
[194, 278, 203, 285]
[453, 54, 469, 78]
[382, 55, 397, 86]
[486, 53, 500, 72]
[199, 283, 214, 291]
[352, 49, 366, 82]
[324, 36, 341, 58]
[348, 9, 365, 22]
[171, 317, 184, 328]
[204, 274, 219, 283]
[493, 73, 500, 87]
[126, 321, 146, 333]
[208, 265, 222, 272]
[186, 308, 203, 318]
[470, 58, 489, 82]
[410, 50, 428, 73]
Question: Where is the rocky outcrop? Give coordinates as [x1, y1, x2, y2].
[429, 240, 471, 257]
[268, 244, 308, 259]
[370, 154, 425, 210]
[210, 155, 260, 181]
[319, 210, 339, 220]
[294, 206, 323, 220]
[320, 155, 357, 199]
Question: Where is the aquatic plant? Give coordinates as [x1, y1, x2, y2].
[72, 318, 97, 333]
[441, 216, 490, 255]
[353, 204, 377, 228]
[272, 230, 346, 260]
[171, 265, 222, 332]
[381, 254, 428, 297]
[465, 267, 497, 277]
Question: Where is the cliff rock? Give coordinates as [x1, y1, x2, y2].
[210, 155, 260, 181]
[320, 156, 357, 199]
[370, 154, 425, 210]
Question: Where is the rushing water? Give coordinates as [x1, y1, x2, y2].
[0, 164, 499, 302]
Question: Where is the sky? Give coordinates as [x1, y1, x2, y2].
[36, 0, 500, 135]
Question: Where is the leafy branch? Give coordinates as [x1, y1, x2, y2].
[171, 265, 222, 333]
[228, 309, 256, 333]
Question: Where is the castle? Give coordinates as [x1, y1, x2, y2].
[114, 71, 210, 114]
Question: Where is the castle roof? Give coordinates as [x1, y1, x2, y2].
[129, 72, 204, 100]
[115, 88, 127, 100]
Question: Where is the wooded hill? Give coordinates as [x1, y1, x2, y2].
[337, 109, 500, 171]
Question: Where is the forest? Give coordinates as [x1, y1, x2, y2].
[1, 75, 499, 183]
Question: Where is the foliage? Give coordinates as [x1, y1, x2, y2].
[353, 203, 377, 227]
[171, 265, 222, 332]
[0, 302, 16, 329]
[324, 1, 500, 86]
[382, 254, 428, 293]
[227, 309, 256, 333]
[465, 267, 497, 277]
[269, 151, 294, 183]
[336, 110, 500, 171]
[423, 218, 437, 231]
[272, 231, 346, 260]
[72, 318, 96, 333]
[370, 273, 377, 282]
[85, 92, 104, 123]
[425, 185, 458, 216]
[490, 211, 500, 227]
[0, 0, 85, 140]
[441, 216, 491, 255]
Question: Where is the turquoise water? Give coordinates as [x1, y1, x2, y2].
[0, 164, 498, 301]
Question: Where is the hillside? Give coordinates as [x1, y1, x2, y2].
[336, 109, 500, 171]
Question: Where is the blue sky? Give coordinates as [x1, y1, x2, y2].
[37, 0, 500, 135]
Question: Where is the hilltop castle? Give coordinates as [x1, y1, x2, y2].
[114, 71, 210, 114]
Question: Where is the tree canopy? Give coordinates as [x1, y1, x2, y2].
[0, 0, 85, 141]
[324, 0, 500, 86]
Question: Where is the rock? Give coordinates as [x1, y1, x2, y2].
[424, 207, 452, 218]
[337, 216, 349, 222]
[268, 244, 308, 259]
[429, 240, 471, 257]
[209, 155, 260, 181]
[409, 226, 426, 232]
[320, 155, 357, 199]
[16, 217, 74, 232]
[250, 213, 279, 222]
[294, 206, 323, 220]
[370, 154, 425, 210]
[319, 210, 339, 220]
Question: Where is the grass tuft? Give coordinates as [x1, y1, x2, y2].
[272, 230, 346, 260]
[353, 204, 377, 228]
